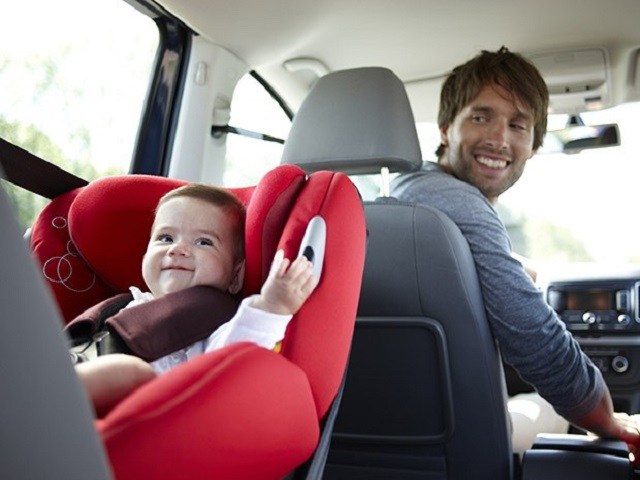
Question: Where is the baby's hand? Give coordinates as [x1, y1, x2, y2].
[251, 250, 318, 315]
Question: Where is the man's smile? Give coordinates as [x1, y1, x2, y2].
[475, 155, 509, 170]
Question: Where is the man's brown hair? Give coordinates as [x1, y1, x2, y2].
[157, 183, 246, 263]
[436, 46, 549, 158]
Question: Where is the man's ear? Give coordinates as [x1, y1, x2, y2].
[228, 259, 245, 295]
[439, 124, 450, 147]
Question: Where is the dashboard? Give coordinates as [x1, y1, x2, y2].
[543, 265, 640, 413]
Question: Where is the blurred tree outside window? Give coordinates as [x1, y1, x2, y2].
[0, 0, 158, 229]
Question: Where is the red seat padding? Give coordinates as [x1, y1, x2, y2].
[278, 171, 367, 418]
[242, 165, 307, 295]
[30, 188, 116, 321]
[70, 175, 187, 292]
[99, 342, 319, 480]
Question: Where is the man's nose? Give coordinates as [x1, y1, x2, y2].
[485, 119, 509, 151]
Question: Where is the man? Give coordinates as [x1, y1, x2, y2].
[391, 47, 640, 456]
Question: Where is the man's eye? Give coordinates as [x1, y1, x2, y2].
[196, 238, 214, 247]
[511, 123, 526, 130]
[472, 115, 487, 123]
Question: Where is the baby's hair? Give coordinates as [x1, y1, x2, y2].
[157, 184, 246, 262]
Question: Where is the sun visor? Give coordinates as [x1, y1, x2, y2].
[529, 48, 611, 114]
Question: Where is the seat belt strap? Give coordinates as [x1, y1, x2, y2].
[0, 137, 88, 199]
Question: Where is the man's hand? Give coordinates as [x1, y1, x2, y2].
[613, 412, 640, 466]
[250, 249, 318, 315]
[572, 392, 640, 466]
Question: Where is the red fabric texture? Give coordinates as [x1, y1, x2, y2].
[69, 175, 188, 293]
[278, 171, 367, 418]
[243, 164, 306, 295]
[99, 342, 319, 480]
[29, 187, 116, 322]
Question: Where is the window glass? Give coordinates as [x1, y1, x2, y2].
[0, 0, 158, 229]
[500, 103, 640, 267]
[223, 74, 292, 187]
[415, 102, 640, 266]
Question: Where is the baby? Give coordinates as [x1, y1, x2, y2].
[76, 183, 317, 416]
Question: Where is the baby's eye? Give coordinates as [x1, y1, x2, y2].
[196, 238, 214, 247]
[157, 234, 173, 243]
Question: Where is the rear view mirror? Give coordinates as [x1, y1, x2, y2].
[540, 115, 620, 155]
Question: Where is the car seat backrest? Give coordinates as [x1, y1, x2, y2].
[281, 66, 513, 479]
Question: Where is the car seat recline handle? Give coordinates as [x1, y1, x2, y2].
[298, 216, 326, 283]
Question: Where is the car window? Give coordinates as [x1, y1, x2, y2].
[223, 73, 292, 187]
[0, 0, 158, 229]
[415, 103, 640, 267]
[500, 103, 640, 267]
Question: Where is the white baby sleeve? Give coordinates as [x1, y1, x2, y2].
[204, 295, 293, 352]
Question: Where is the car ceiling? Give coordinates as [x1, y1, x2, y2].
[154, 0, 640, 121]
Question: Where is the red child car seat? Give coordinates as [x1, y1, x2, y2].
[28, 164, 367, 479]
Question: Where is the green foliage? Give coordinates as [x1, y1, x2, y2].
[502, 205, 594, 263]
[0, 116, 119, 229]
[522, 220, 594, 262]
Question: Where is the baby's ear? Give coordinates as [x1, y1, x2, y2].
[228, 260, 245, 295]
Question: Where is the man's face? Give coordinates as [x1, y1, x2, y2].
[439, 83, 536, 203]
[142, 196, 243, 297]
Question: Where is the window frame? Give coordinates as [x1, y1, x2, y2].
[130, 9, 192, 176]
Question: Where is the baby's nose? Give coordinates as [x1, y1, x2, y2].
[168, 241, 190, 256]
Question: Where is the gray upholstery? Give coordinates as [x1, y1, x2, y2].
[282, 67, 513, 479]
[0, 173, 111, 479]
[281, 67, 422, 175]
[326, 199, 513, 479]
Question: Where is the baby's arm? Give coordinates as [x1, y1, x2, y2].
[203, 250, 317, 352]
[249, 249, 318, 315]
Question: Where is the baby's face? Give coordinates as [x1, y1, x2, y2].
[142, 196, 240, 297]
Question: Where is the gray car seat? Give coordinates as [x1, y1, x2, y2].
[281, 66, 513, 480]
[0, 169, 112, 479]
